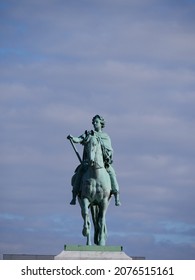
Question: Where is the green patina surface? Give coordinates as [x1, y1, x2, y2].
[64, 245, 123, 252]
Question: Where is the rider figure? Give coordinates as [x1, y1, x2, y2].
[67, 115, 121, 206]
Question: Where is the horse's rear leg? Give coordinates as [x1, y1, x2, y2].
[81, 198, 91, 245]
[91, 205, 99, 245]
[98, 201, 108, 246]
[98, 216, 106, 246]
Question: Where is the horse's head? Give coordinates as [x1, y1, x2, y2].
[84, 132, 103, 168]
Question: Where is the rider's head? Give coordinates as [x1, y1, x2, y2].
[92, 115, 105, 128]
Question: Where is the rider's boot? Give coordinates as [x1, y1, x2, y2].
[114, 192, 121, 206]
[70, 191, 77, 205]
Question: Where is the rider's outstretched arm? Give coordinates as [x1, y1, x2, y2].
[67, 135, 83, 144]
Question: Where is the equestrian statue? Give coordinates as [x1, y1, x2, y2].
[67, 115, 121, 246]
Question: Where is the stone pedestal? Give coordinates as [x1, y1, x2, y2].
[55, 245, 132, 260]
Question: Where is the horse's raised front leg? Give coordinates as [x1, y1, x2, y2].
[81, 197, 91, 246]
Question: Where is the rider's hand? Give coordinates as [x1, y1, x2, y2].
[67, 134, 73, 140]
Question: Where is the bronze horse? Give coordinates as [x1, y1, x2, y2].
[78, 133, 112, 245]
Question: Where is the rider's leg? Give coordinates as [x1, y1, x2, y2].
[107, 166, 121, 206]
[70, 188, 78, 205]
[70, 166, 82, 205]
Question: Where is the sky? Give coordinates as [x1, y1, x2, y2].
[1, 0, 195, 260]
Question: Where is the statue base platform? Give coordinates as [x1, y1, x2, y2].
[55, 245, 132, 260]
